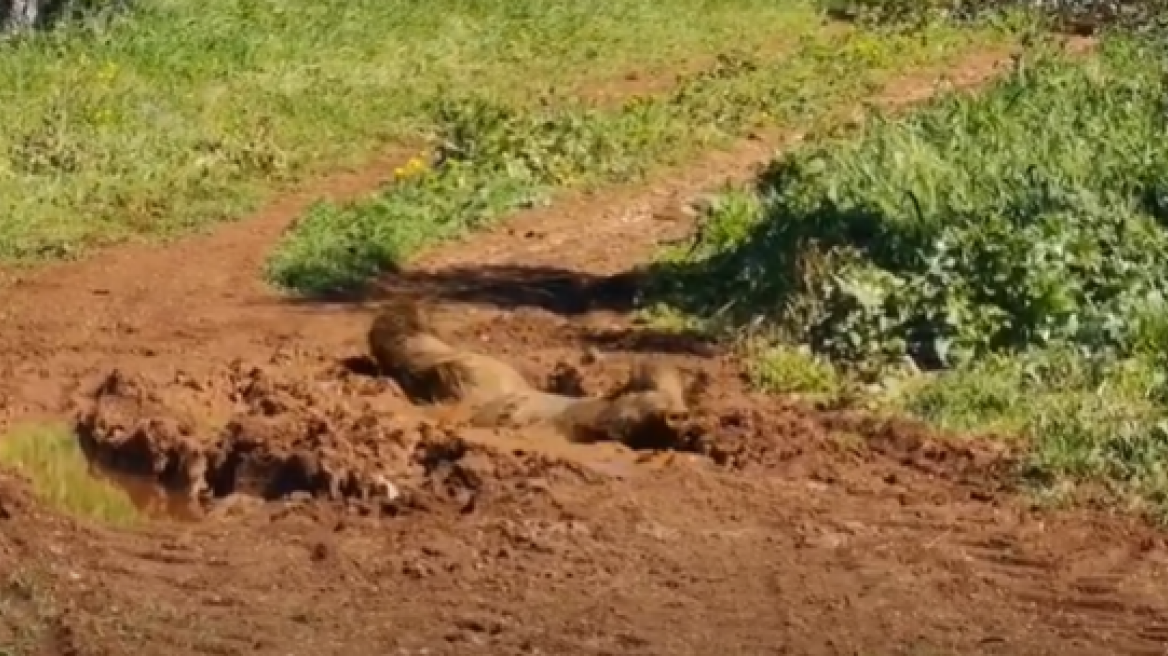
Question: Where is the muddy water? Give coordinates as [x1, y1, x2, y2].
[85, 460, 203, 522]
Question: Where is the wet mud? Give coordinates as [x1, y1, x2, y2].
[69, 355, 609, 517]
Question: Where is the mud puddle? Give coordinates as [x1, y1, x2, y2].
[86, 462, 204, 522]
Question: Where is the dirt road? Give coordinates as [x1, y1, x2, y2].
[5, 39, 1168, 656]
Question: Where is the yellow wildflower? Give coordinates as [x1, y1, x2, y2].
[90, 107, 115, 126]
[96, 61, 119, 85]
[393, 155, 429, 180]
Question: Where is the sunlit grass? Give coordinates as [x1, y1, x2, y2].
[266, 22, 1012, 295]
[0, 423, 140, 526]
[0, 0, 830, 263]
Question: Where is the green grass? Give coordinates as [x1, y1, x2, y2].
[0, 423, 141, 526]
[883, 348, 1168, 515]
[0, 0, 840, 263]
[646, 36, 1168, 367]
[747, 342, 846, 400]
[265, 22, 1014, 295]
[640, 33, 1168, 517]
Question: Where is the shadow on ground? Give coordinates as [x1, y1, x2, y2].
[379, 264, 644, 315]
[275, 263, 725, 357]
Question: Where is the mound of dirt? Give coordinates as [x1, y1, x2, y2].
[71, 359, 604, 517]
[64, 339, 1021, 523]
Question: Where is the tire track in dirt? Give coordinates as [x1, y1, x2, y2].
[8, 37, 1168, 656]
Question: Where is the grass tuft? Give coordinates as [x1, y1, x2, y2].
[747, 342, 845, 400]
[0, 423, 141, 526]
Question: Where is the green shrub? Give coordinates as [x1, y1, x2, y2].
[644, 33, 1168, 516]
[650, 37, 1168, 371]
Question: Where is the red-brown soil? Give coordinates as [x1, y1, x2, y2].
[7, 36, 1168, 656]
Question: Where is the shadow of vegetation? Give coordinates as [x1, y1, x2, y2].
[629, 148, 978, 373]
[634, 156, 904, 329]
[384, 265, 645, 316]
[285, 264, 645, 315]
[279, 263, 724, 357]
